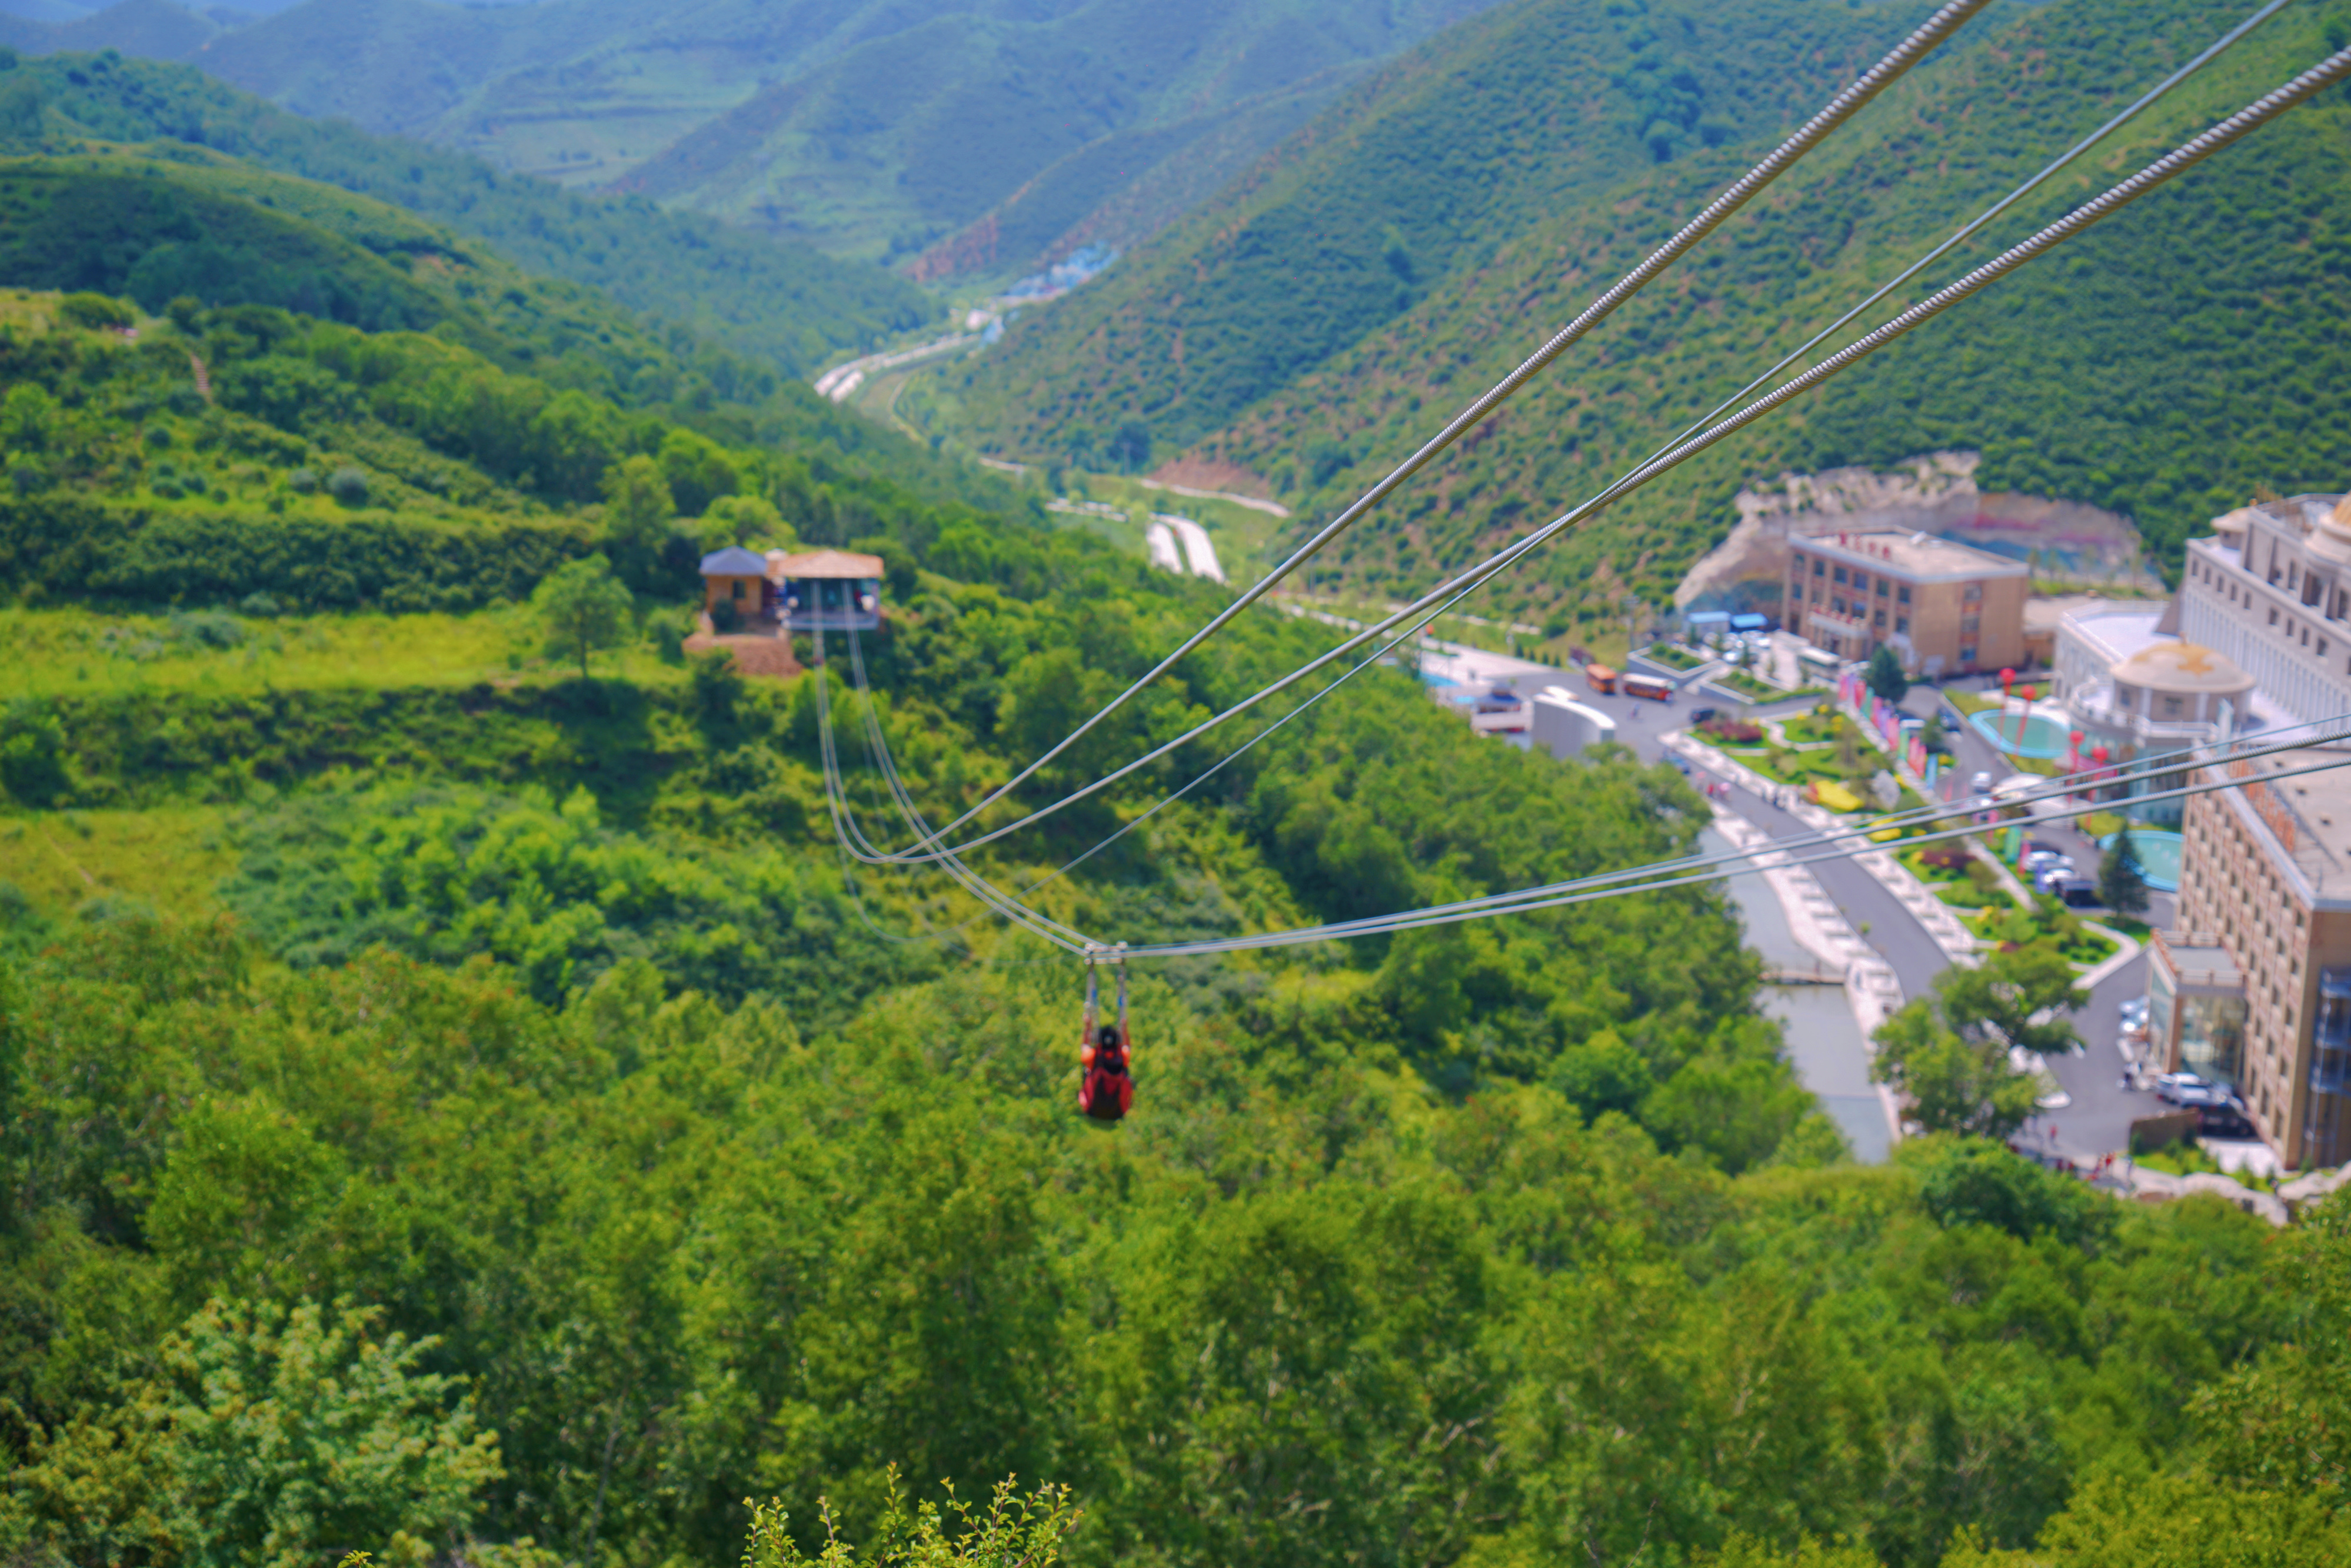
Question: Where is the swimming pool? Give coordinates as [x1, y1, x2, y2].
[1967, 708, 2072, 760]
[2102, 828, 2183, 892]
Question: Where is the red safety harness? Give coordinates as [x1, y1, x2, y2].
[1078, 945, 1134, 1122]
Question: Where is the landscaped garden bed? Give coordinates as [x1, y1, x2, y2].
[1646, 642, 1705, 671]
[1966, 896, 2120, 967]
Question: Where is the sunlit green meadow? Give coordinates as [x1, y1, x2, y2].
[0, 605, 692, 700]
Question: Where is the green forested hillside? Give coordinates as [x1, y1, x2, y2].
[606, 0, 1507, 271]
[0, 46, 936, 375]
[939, 0, 2351, 628]
[4, 0, 1521, 275]
[0, 142, 1026, 520]
[5, 14, 2351, 1566]
[935, 0, 1930, 471]
[4, 254, 2351, 1562]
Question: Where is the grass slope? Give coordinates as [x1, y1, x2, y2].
[936, 0, 1928, 467]
[1, 46, 936, 376]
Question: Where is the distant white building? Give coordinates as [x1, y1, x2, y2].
[2177, 494, 2351, 727]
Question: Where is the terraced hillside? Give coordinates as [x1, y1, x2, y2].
[937, 0, 2351, 634]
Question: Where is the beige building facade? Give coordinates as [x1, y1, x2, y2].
[2166, 750, 2351, 1168]
[1783, 530, 2029, 675]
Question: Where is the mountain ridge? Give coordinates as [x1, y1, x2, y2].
[2, 46, 938, 375]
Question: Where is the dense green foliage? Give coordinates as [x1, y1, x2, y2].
[0, 48, 935, 374]
[941, 0, 2351, 621]
[3, 899, 2346, 1568]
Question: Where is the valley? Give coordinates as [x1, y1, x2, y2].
[4, 2, 2351, 1566]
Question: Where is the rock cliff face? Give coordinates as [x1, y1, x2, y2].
[1677, 451, 2168, 612]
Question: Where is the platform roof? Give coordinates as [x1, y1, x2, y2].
[698, 547, 770, 577]
[768, 549, 884, 580]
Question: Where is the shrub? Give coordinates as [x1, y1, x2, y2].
[1917, 843, 1972, 874]
[0, 698, 72, 808]
[1701, 718, 1764, 743]
[710, 597, 741, 633]
[287, 467, 318, 494]
[58, 291, 136, 330]
[328, 467, 370, 507]
[237, 592, 282, 618]
[169, 610, 245, 650]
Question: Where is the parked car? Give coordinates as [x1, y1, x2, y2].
[2056, 878, 2101, 907]
[1689, 707, 1718, 724]
[2024, 849, 2069, 873]
[2033, 861, 2077, 894]
[2154, 1071, 2212, 1103]
[2197, 1104, 2258, 1139]
[1970, 770, 1993, 798]
[2119, 997, 2150, 1024]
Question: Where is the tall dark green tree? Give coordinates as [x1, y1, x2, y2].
[1865, 645, 1909, 705]
[2099, 825, 2152, 917]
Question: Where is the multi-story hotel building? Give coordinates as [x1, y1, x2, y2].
[2160, 747, 2351, 1169]
[1782, 530, 2029, 675]
[2176, 494, 2351, 726]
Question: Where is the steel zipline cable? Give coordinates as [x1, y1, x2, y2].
[811, 630, 1094, 954]
[862, 0, 1998, 862]
[814, 42, 2351, 961]
[1120, 744, 2351, 958]
[917, 0, 2298, 900]
[825, 608, 2351, 954]
[843, 39, 2351, 879]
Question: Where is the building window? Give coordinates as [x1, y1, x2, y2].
[1963, 582, 1983, 603]
[2272, 607, 2281, 626]
[1833, 566, 1849, 585]
[1813, 559, 1825, 577]
[1962, 615, 1981, 634]
[1960, 645, 1978, 664]
[1854, 572, 1870, 591]
[1896, 616, 1909, 634]
[1897, 585, 1912, 604]
[1876, 579, 1890, 597]
[1791, 553, 1806, 572]
[1874, 608, 1886, 627]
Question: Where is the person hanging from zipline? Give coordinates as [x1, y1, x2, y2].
[1078, 946, 1134, 1122]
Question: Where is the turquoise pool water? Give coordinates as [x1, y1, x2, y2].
[1968, 708, 2071, 760]
[2102, 828, 2183, 892]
